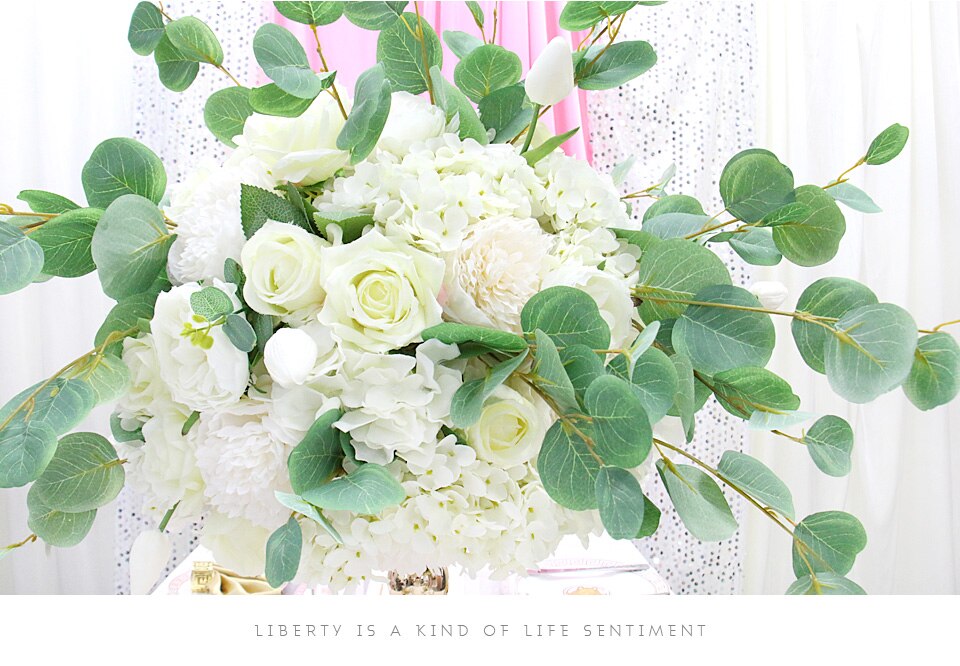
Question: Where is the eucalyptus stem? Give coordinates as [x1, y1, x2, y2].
[824, 157, 866, 189]
[930, 318, 960, 333]
[684, 217, 744, 240]
[0, 205, 57, 221]
[583, 13, 626, 70]
[158, 501, 181, 532]
[309, 25, 349, 121]
[519, 103, 542, 154]
[772, 429, 806, 445]
[632, 288, 839, 328]
[154, 2, 242, 87]
[510, 104, 552, 145]
[490, 1, 499, 44]
[412, 2, 436, 104]
[2, 534, 37, 552]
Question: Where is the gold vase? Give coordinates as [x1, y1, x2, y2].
[387, 568, 449, 595]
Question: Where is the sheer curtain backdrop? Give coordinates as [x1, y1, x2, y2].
[745, 0, 960, 594]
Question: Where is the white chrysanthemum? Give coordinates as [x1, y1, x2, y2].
[536, 151, 629, 232]
[165, 150, 274, 284]
[194, 395, 293, 529]
[442, 215, 554, 333]
[334, 339, 462, 465]
[116, 334, 190, 430]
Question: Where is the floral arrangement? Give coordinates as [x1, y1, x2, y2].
[1, 1, 957, 596]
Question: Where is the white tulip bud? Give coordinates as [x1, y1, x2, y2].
[749, 281, 789, 310]
[264, 327, 318, 387]
[130, 530, 171, 595]
[525, 37, 575, 107]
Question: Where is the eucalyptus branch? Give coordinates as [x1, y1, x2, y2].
[771, 429, 806, 444]
[684, 217, 745, 240]
[518, 374, 605, 466]
[412, 2, 436, 104]
[924, 318, 960, 334]
[0, 205, 57, 221]
[824, 157, 866, 189]
[583, 13, 626, 71]
[309, 25, 349, 121]
[490, 1, 500, 44]
[2, 533, 37, 552]
[152, 2, 243, 87]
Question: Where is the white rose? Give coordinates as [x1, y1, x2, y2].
[318, 230, 444, 352]
[542, 265, 636, 350]
[264, 327, 318, 388]
[465, 383, 550, 469]
[378, 91, 446, 155]
[526, 37, 575, 107]
[116, 333, 190, 430]
[442, 216, 553, 333]
[151, 282, 249, 412]
[235, 91, 350, 185]
[241, 221, 328, 324]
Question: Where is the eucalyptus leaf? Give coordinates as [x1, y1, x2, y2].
[0, 421, 58, 488]
[786, 573, 866, 595]
[274, 1, 345, 25]
[223, 314, 256, 352]
[772, 185, 846, 267]
[343, 1, 408, 29]
[376, 12, 442, 94]
[165, 17, 223, 65]
[477, 83, 533, 143]
[443, 30, 484, 59]
[635, 494, 661, 538]
[95, 293, 157, 353]
[336, 64, 392, 164]
[670, 353, 696, 442]
[521, 285, 611, 351]
[559, 345, 605, 403]
[656, 460, 737, 541]
[249, 81, 320, 117]
[190, 286, 234, 320]
[643, 194, 705, 221]
[28, 208, 102, 278]
[719, 149, 795, 223]
[288, 409, 344, 495]
[643, 213, 710, 240]
[717, 450, 795, 519]
[453, 44, 522, 103]
[81, 138, 166, 209]
[265, 516, 302, 587]
[0, 378, 97, 436]
[154, 33, 200, 92]
[537, 420, 602, 510]
[254, 24, 322, 99]
[128, 1, 165, 56]
[792, 277, 878, 374]
[531, 330, 579, 415]
[792, 510, 867, 577]
[27, 485, 97, 548]
[608, 345, 678, 424]
[450, 350, 528, 428]
[17, 190, 80, 215]
[576, 40, 656, 90]
[559, 1, 639, 30]
[595, 466, 646, 539]
[727, 226, 782, 266]
[81, 352, 130, 405]
[204, 87, 254, 148]
[0, 222, 44, 295]
[804, 415, 854, 477]
[828, 182, 882, 214]
[902, 332, 960, 411]
[864, 123, 909, 165]
[635, 238, 732, 322]
[32, 432, 124, 512]
[421, 322, 527, 353]
[708, 366, 800, 420]
[302, 464, 405, 515]
[274, 491, 343, 544]
[584, 375, 652, 468]
[429, 66, 488, 144]
[611, 155, 637, 187]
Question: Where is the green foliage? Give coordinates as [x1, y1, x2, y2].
[0, 421, 57, 488]
[223, 314, 256, 352]
[803, 415, 854, 477]
[17, 190, 80, 215]
[635, 495, 661, 538]
[240, 184, 309, 238]
[287, 409, 344, 495]
[726, 227, 782, 266]
[717, 451, 795, 519]
[190, 286, 234, 321]
[521, 285, 611, 350]
[274, 491, 343, 543]
[670, 353, 696, 442]
[719, 149, 795, 224]
[344, 1, 408, 29]
[643, 213, 710, 240]
[576, 41, 656, 90]
[523, 127, 580, 166]
[537, 420, 601, 510]
[584, 375, 652, 467]
[0, 378, 96, 436]
[165, 17, 223, 65]
[154, 33, 200, 92]
[128, 2, 165, 56]
[254, 24, 323, 99]
[81, 353, 130, 405]
[376, 12, 442, 94]
[91, 194, 174, 300]
[443, 30, 484, 59]
[709, 366, 800, 422]
[0, 222, 44, 295]
[559, 1, 638, 30]
[559, 345, 605, 403]
[204, 87, 254, 148]
[466, 1, 484, 28]
[249, 82, 318, 117]
[429, 67, 488, 144]
[902, 332, 960, 411]
[110, 413, 144, 444]
[421, 322, 527, 353]
[772, 185, 846, 267]
[265, 516, 302, 587]
[828, 182, 882, 214]
[531, 330, 579, 415]
[477, 83, 531, 144]
[786, 573, 866, 595]
[312, 209, 373, 243]
[635, 237, 732, 322]
[595, 466, 646, 539]
[32, 432, 124, 512]
[656, 460, 737, 541]
[792, 277, 878, 374]
[27, 485, 97, 548]
[81, 138, 166, 210]
[612, 228, 660, 253]
[337, 64, 392, 164]
[672, 285, 775, 375]
[450, 350, 528, 428]
[274, 1, 345, 25]
[643, 194, 705, 220]
[864, 123, 909, 165]
[95, 293, 157, 353]
[28, 208, 102, 278]
[302, 464, 405, 514]
[792, 510, 867, 578]
[453, 44, 522, 103]
[608, 345, 678, 424]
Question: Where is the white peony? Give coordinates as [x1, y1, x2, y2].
[264, 327, 318, 388]
[165, 150, 275, 284]
[194, 395, 293, 529]
[241, 221, 328, 324]
[464, 383, 551, 469]
[150, 281, 249, 412]
[377, 91, 446, 156]
[235, 92, 350, 185]
[116, 333, 190, 431]
[318, 230, 444, 352]
[542, 264, 637, 350]
[442, 215, 554, 333]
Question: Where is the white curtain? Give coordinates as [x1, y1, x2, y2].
[745, 0, 960, 594]
[0, 0, 134, 593]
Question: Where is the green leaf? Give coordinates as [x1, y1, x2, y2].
[537, 420, 602, 510]
[28, 208, 102, 278]
[803, 415, 854, 477]
[719, 149, 795, 223]
[823, 303, 918, 403]
[128, 1, 165, 56]
[443, 30, 484, 60]
[265, 516, 302, 587]
[302, 464, 405, 515]
[643, 194, 705, 221]
[190, 286, 234, 320]
[643, 213, 710, 240]
[559, 1, 638, 30]
[559, 345, 606, 402]
[0, 421, 58, 488]
[523, 127, 580, 166]
[635, 238, 732, 322]
[429, 67, 489, 144]
[165, 17, 223, 65]
[864, 123, 909, 165]
[656, 460, 737, 541]
[274, 1, 345, 25]
[792, 510, 867, 577]
[239, 184, 306, 238]
[531, 330, 579, 415]
[771, 185, 846, 267]
[0, 378, 96, 436]
[709, 366, 800, 420]
[670, 353, 696, 442]
[111, 413, 144, 444]
[727, 227, 782, 266]
[786, 573, 866, 595]
[17, 190, 80, 215]
[611, 155, 637, 187]
[287, 409, 344, 495]
[254, 24, 322, 99]
[421, 322, 527, 353]
[672, 285, 775, 375]
[223, 314, 256, 353]
[249, 82, 318, 117]
[595, 466, 646, 539]
[274, 491, 343, 544]
[792, 277, 878, 374]
[252, 312, 276, 359]
[312, 208, 373, 243]
[608, 346, 678, 424]
[612, 228, 660, 253]
[635, 494, 661, 538]
[181, 411, 200, 437]
[95, 293, 157, 353]
[81, 353, 130, 405]
[27, 485, 97, 548]
[0, 222, 44, 295]
[32, 432, 124, 512]
[453, 44, 522, 103]
[153, 33, 200, 92]
[757, 201, 813, 227]
[576, 40, 656, 90]
[376, 12, 442, 94]
[902, 332, 960, 411]
[91, 194, 174, 300]
[466, 0, 484, 27]
[81, 138, 166, 209]
[450, 350, 528, 428]
[584, 375, 652, 468]
[336, 64, 392, 164]
[204, 87, 254, 148]
[717, 450, 795, 519]
[521, 285, 611, 351]
[343, 1, 408, 29]
[827, 182, 882, 214]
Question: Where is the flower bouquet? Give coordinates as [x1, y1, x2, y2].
[1, 1, 957, 596]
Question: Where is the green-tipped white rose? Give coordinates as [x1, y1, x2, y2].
[465, 383, 550, 469]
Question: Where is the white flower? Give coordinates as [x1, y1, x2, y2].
[264, 327, 318, 388]
[542, 265, 637, 350]
[442, 215, 553, 333]
[116, 334, 190, 430]
[268, 381, 343, 447]
[749, 281, 789, 309]
[378, 91, 446, 156]
[165, 150, 275, 284]
[536, 152, 629, 232]
[129, 530, 171, 595]
[241, 221, 328, 324]
[403, 434, 477, 491]
[235, 92, 350, 185]
[335, 340, 462, 464]
[526, 37, 575, 106]
[201, 511, 273, 576]
[194, 396, 293, 529]
[318, 230, 444, 352]
[464, 383, 550, 469]
[150, 282, 248, 412]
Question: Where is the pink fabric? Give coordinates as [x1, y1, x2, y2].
[272, 1, 592, 162]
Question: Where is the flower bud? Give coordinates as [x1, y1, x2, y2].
[130, 529, 171, 595]
[525, 37, 575, 106]
[749, 281, 789, 309]
[264, 327, 319, 387]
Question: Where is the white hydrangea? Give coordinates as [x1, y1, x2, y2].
[535, 151, 630, 233]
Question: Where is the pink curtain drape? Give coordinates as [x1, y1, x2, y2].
[272, 1, 592, 162]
